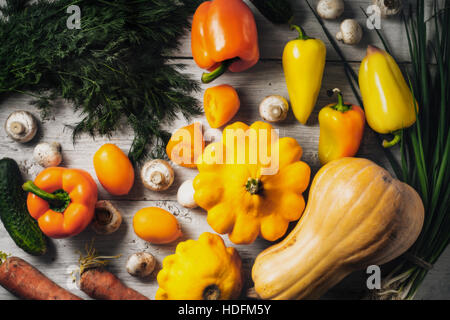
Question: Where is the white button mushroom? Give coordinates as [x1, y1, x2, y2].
[177, 179, 197, 209]
[141, 159, 174, 191]
[372, 0, 402, 17]
[126, 252, 156, 278]
[91, 200, 123, 235]
[336, 19, 363, 45]
[317, 0, 345, 20]
[33, 142, 62, 167]
[259, 95, 289, 123]
[4, 111, 38, 143]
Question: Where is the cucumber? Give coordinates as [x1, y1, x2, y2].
[249, 0, 293, 24]
[0, 158, 46, 255]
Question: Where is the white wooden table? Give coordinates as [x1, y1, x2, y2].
[0, 0, 448, 300]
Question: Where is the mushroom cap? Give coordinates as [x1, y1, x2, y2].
[126, 252, 156, 278]
[336, 19, 363, 45]
[317, 0, 345, 20]
[4, 111, 38, 143]
[373, 0, 402, 17]
[33, 142, 62, 167]
[141, 159, 174, 191]
[259, 95, 289, 122]
[177, 179, 197, 208]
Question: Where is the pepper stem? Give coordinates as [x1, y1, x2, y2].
[382, 130, 402, 148]
[328, 88, 352, 112]
[245, 178, 262, 195]
[290, 24, 310, 40]
[201, 58, 238, 84]
[22, 180, 70, 213]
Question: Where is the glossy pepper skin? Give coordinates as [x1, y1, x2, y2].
[204, 84, 240, 128]
[191, 0, 260, 83]
[283, 25, 326, 124]
[23, 167, 98, 238]
[359, 45, 418, 147]
[318, 89, 365, 165]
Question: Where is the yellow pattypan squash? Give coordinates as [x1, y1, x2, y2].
[193, 121, 311, 244]
[155, 232, 242, 300]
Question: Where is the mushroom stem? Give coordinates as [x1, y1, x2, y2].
[150, 171, 165, 185]
[270, 106, 282, 118]
[10, 121, 25, 135]
[92, 200, 123, 235]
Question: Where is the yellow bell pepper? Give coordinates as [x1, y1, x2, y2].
[283, 25, 326, 124]
[318, 89, 365, 165]
[193, 121, 311, 244]
[359, 45, 418, 147]
[155, 232, 242, 300]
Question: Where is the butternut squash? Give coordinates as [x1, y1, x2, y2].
[252, 157, 424, 300]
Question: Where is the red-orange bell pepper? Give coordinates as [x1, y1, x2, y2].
[23, 167, 98, 238]
[191, 0, 260, 83]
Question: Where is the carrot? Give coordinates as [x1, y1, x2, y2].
[80, 268, 149, 300]
[0, 256, 82, 300]
[77, 242, 149, 300]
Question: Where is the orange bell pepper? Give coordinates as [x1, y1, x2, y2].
[23, 167, 98, 238]
[166, 122, 205, 168]
[204, 84, 240, 128]
[318, 89, 365, 165]
[191, 0, 260, 83]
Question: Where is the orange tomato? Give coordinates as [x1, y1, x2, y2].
[133, 207, 182, 244]
[93, 144, 134, 195]
[166, 122, 205, 168]
[204, 84, 240, 128]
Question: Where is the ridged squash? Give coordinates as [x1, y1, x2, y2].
[252, 157, 424, 300]
[156, 232, 242, 300]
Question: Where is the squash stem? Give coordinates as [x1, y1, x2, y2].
[202, 284, 221, 300]
[22, 180, 70, 213]
[246, 178, 262, 195]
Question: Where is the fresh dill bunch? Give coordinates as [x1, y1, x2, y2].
[0, 0, 203, 163]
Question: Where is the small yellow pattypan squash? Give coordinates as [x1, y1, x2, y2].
[193, 121, 311, 244]
[155, 232, 242, 300]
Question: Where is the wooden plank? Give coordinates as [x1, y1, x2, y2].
[0, 0, 448, 301]
[0, 60, 389, 201]
[174, 0, 428, 62]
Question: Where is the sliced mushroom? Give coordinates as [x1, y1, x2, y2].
[336, 19, 363, 45]
[259, 95, 289, 122]
[33, 142, 62, 167]
[372, 0, 402, 17]
[317, 0, 345, 20]
[91, 200, 123, 235]
[177, 179, 197, 209]
[126, 252, 156, 278]
[4, 111, 38, 143]
[141, 159, 174, 191]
